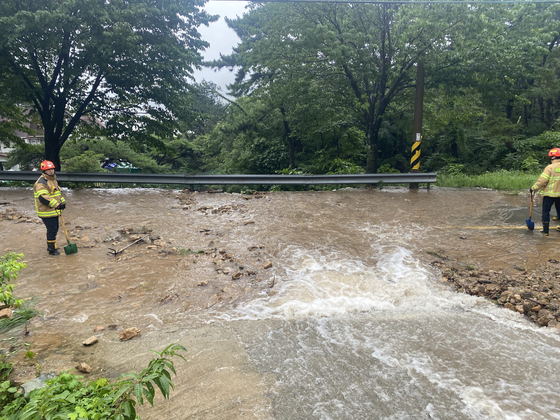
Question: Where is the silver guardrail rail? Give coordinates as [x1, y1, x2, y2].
[0, 171, 437, 187]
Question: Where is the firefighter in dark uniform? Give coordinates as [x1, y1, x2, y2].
[34, 160, 66, 255]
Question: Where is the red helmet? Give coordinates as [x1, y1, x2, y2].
[40, 160, 56, 170]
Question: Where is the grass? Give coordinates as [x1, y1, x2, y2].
[0, 307, 38, 334]
[436, 171, 538, 191]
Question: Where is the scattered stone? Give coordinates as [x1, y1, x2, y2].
[21, 373, 56, 398]
[120, 327, 140, 341]
[75, 363, 92, 373]
[504, 302, 516, 312]
[82, 336, 98, 346]
[198, 280, 209, 286]
[107, 324, 118, 330]
[431, 254, 560, 328]
[232, 272, 243, 280]
[93, 326, 105, 332]
[264, 262, 273, 269]
[0, 308, 13, 319]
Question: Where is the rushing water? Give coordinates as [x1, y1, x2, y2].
[1, 186, 559, 419]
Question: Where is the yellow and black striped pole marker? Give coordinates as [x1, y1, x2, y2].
[411, 133, 421, 171]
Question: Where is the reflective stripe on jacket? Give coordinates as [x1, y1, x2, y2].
[33, 174, 65, 218]
[532, 160, 560, 197]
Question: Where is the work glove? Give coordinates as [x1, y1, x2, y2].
[57, 202, 66, 210]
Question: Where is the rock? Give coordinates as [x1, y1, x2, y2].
[93, 326, 105, 332]
[0, 308, 13, 319]
[120, 327, 140, 341]
[21, 373, 56, 398]
[504, 302, 516, 311]
[538, 309, 549, 319]
[264, 261, 273, 269]
[531, 305, 542, 312]
[523, 303, 533, 313]
[82, 336, 98, 346]
[547, 319, 558, 328]
[232, 272, 243, 280]
[537, 317, 550, 326]
[268, 290, 278, 297]
[198, 280, 209, 286]
[75, 363, 92, 373]
[222, 267, 231, 275]
[515, 305, 525, 313]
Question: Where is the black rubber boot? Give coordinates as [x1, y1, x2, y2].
[541, 222, 550, 236]
[47, 241, 60, 255]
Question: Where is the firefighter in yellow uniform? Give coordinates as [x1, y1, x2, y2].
[34, 160, 66, 255]
[531, 148, 560, 236]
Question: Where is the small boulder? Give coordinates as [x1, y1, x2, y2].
[504, 302, 516, 312]
[232, 272, 243, 280]
[82, 336, 98, 346]
[264, 262, 273, 270]
[75, 363, 92, 373]
[120, 327, 140, 341]
[93, 326, 105, 332]
[0, 308, 13, 319]
[537, 317, 550, 326]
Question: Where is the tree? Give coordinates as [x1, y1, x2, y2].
[218, 3, 480, 173]
[0, 0, 216, 170]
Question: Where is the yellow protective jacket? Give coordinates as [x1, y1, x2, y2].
[532, 160, 560, 197]
[33, 174, 65, 218]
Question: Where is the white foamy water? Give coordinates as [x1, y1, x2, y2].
[209, 241, 560, 419]
[214, 243, 498, 322]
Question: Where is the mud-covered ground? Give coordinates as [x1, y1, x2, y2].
[1, 186, 560, 419]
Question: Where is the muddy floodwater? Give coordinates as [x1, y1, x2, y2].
[1, 186, 560, 419]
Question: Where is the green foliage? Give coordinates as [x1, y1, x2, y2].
[0, 0, 216, 169]
[5, 143, 44, 171]
[0, 355, 13, 382]
[521, 157, 541, 174]
[1, 343, 187, 420]
[0, 252, 26, 309]
[62, 150, 106, 173]
[377, 164, 400, 174]
[0, 307, 37, 334]
[436, 170, 537, 191]
[0, 379, 21, 412]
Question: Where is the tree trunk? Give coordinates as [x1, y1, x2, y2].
[506, 99, 514, 120]
[280, 107, 295, 169]
[43, 132, 62, 171]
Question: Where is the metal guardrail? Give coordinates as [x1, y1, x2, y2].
[0, 171, 437, 187]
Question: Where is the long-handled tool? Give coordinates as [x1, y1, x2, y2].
[59, 211, 78, 254]
[526, 191, 535, 231]
[108, 234, 150, 256]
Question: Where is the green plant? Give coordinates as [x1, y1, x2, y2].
[521, 156, 541, 173]
[0, 379, 21, 411]
[0, 307, 38, 334]
[1, 343, 186, 420]
[0, 252, 26, 308]
[377, 164, 400, 174]
[0, 355, 13, 382]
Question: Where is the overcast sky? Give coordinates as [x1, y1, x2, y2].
[193, 1, 249, 93]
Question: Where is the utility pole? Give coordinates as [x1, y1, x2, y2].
[410, 61, 424, 190]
